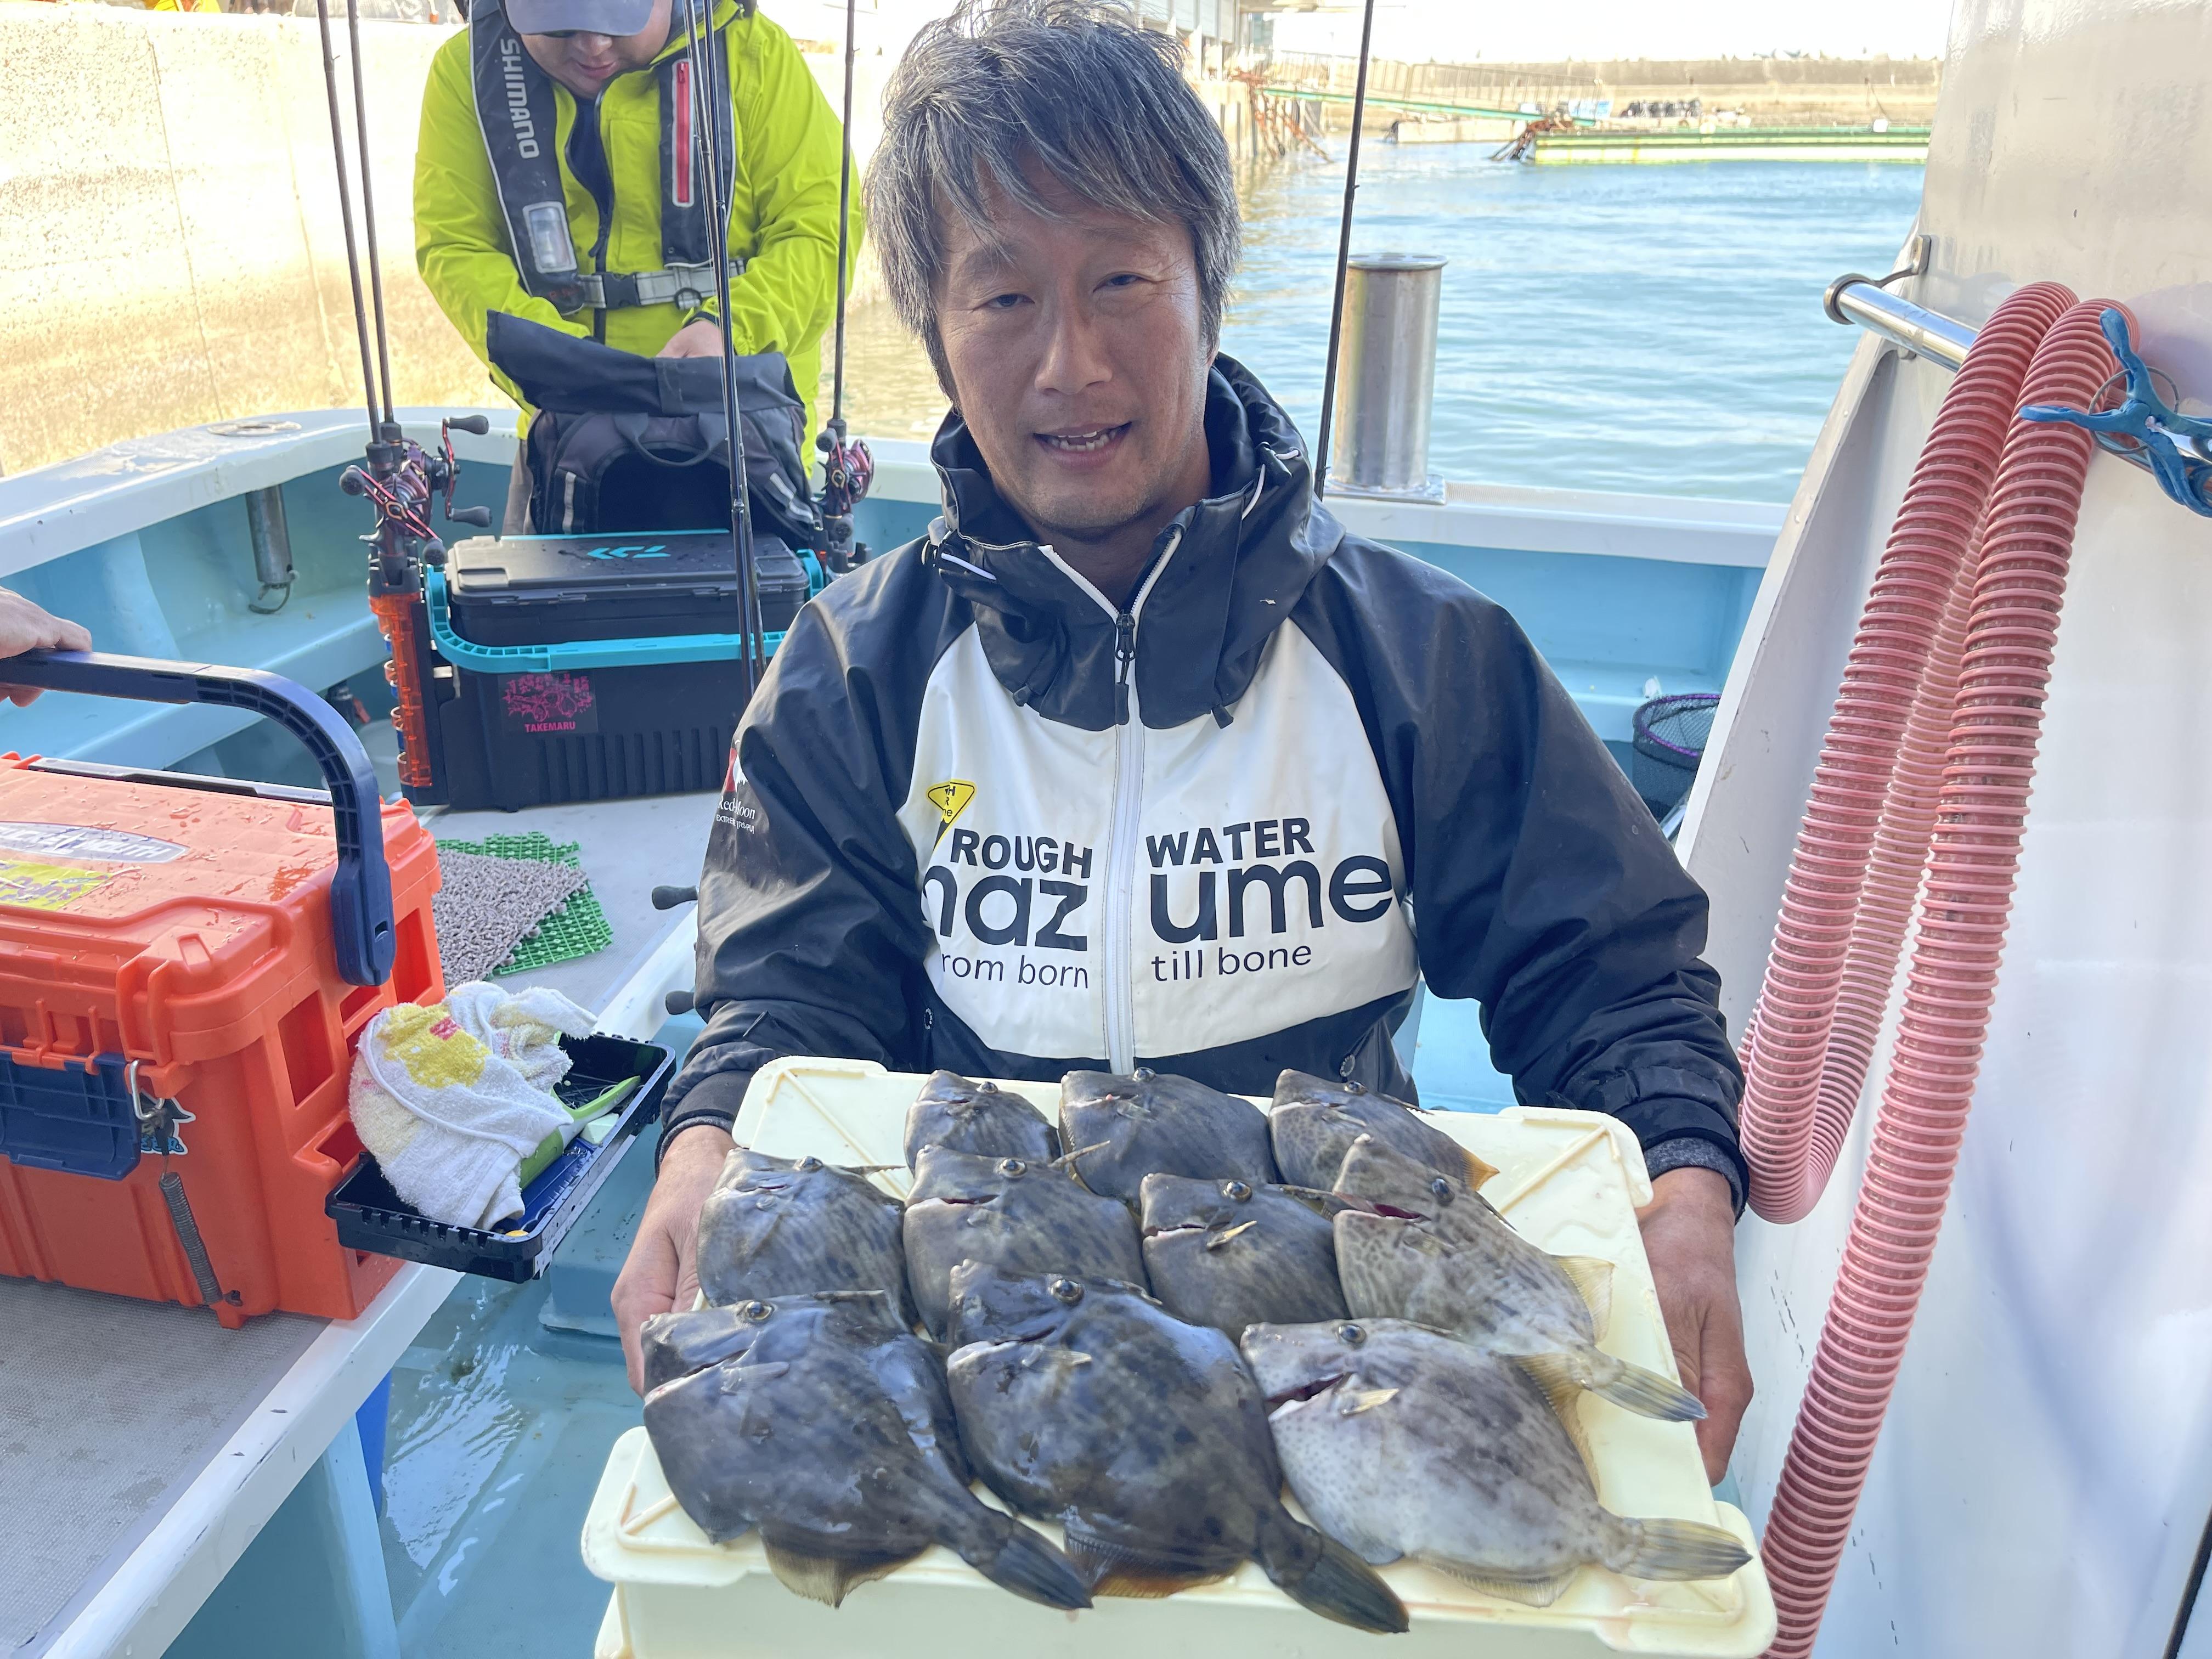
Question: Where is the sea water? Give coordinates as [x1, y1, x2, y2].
[1229, 150, 1926, 502]
[837, 153, 1925, 505]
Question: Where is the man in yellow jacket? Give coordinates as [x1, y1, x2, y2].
[415, 0, 851, 528]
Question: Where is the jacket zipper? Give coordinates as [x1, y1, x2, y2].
[1102, 606, 1144, 1070]
[1093, 530, 1182, 1073]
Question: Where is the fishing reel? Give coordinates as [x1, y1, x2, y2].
[340, 415, 496, 593]
[815, 418, 874, 575]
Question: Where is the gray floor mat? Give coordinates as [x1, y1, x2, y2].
[432, 848, 590, 986]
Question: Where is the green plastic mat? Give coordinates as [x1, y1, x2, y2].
[436, 832, 613, 975]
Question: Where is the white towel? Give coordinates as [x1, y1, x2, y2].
[348, 981, 599, 1230]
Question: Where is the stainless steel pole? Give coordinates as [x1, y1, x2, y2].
[1328, 253, 1446, 498]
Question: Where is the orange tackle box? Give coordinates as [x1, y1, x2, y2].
[0, 652, 443, 1327]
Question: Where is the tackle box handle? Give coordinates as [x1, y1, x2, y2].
[0, 650, 397, 987]
[423, 565, 792, 674]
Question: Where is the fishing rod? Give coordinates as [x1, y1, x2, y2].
[816, 0, 874, 575]
[1311, 0, 1378, 502]
[315, 0, 489, 796]
[680, 0, 766, 697]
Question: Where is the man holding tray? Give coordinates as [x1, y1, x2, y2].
[616, 0, 1754, 1487]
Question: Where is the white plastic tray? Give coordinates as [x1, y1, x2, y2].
[580, 1058, 1776, 1657]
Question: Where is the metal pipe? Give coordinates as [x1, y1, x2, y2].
[1827, 276, 1976, 371]
[1328, 253, 1446, 498]
[1828, 272, 2196, 504]
[245, 486, 296, 615]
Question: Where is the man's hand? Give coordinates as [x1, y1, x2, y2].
[657, 318, 726, 359]
[612, 1122, 733, 1395]
[1638, 1165, 1752, 1485]
[0, 590, 91, 706]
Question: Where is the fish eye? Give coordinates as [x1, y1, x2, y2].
[1345, 1081, 1367, 1096]
[976, 1079, 998, 1093]
[742, 1300, 774, 1320]
[795, 1155, 823, 1173]
[1132, 1066, 1156, 1082]
[1048, 1277, 1084, 1305]
[1222, 1180, 1252, 1201]
[998, 1158, 1028, 1177]
[1337, 1322, 1365, 1345]
[1429, 1176, 1454, 1204]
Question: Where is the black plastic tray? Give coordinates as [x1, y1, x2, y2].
[326, 1032, 672, 1282]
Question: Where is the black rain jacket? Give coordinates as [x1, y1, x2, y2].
[664, 357, 1746, 1199]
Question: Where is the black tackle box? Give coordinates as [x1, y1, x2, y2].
[414, 530, 814, 812]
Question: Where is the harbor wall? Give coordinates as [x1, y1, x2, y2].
[0, 2, 889, 477]
[1481, 56, 1940, 125]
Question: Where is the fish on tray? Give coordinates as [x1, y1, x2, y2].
[904, 1069, 1060, 1169]
[641, 1290, 1091, 1611]
[1242, 1318, 1750, 1606]
[1332, 1136, 1705, 1423]
[1058, 1067, 1277, 1203]
[639, 1290, 917, 1397]
[1269, 1068, 1499, 1192]
[942, 1264, 1408, 1634]
[695, 1148, 915, 1324]
[902, 1144, 1146, 1339]
[1138, 1172, 1359, 1338]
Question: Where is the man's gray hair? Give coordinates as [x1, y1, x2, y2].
[864, 0, 1242, 384]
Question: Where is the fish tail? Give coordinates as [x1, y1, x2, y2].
[1584, 1347, 1707, 1422]
[1606, 1515, 1752, 1582]
[949, 1509, 1094, 1611]
[1255, 1514, 1410, 1634]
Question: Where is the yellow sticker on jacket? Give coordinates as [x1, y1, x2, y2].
[0, 859, 110, 910]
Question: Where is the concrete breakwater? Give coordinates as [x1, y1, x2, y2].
[0, 3, 1262, 476]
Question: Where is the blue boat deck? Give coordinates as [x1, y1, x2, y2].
[0, 410, 1779, 1655]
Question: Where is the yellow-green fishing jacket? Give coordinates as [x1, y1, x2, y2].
[414, 0, 855, 438]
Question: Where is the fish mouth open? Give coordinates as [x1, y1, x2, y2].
[1141, 1221, 1205, 1240]
[1368, 1201, 1432, 1222]
[1266, 1373, 1348, 1410]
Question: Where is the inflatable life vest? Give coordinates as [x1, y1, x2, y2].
[468, 0, 748, 315]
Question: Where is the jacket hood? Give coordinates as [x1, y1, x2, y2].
[922, 355, 1346, 731]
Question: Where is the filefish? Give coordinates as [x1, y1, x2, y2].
[1269, 1068, 1498, 1192]
[694, 1148, 915, 1325]
[904, 1069, 1060, 1169]
[902, 1144, 1146, 1339]
[642, 1290, 1091, 1610]
[1332, 1137, 1704, 1423]
[1242, 1318, 1748, 1606]
[1138, 1172, 1357, 1338]
[1058, 1068, 1277, 1204]
[942, 1265, 1408, 1634]
[639, 1290, 913, 1397]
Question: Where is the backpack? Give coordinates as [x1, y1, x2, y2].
[486, 311, 820, 545]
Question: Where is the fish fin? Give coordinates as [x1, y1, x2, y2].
[1457, 1146, 1502, 1190]
[1613, 1517, 1752, 1582]
[1255, 1519, 1410, 1634]
[1513, 1353, 1598, 1478]
[1430, 1561, 1581, 1607]
[1204, 1220, 1260, 1251]
[1584, 1349, 1707, 1423]
[1062, 1527, 1224, 1599]
[949, 1512, 1093, 1610]
[1335, 1385, 1400, 1417]
[1554, 1255, 1616, 1337]
[760, 1539, 911, 1607]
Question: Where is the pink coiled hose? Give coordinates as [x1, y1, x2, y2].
[1737, 292, 2122, 1656]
